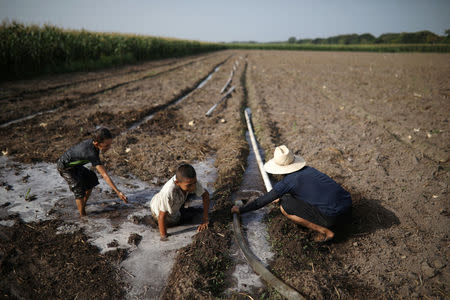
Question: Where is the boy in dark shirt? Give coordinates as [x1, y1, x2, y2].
[231, 145, 352, 242]
[57, 127, 128, 217]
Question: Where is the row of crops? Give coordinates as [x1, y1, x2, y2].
[0, 22, 226, 80]
[2, 22, 449, 81]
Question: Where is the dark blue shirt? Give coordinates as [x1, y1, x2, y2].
[239, 166, 352, 216]
[274, 166, 352, 216]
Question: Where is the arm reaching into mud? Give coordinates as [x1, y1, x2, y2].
[197, 191, 210, 232]
[158, 211, 169, 240]
[231, 189, 280, 214]
[96, 165, 128, 203]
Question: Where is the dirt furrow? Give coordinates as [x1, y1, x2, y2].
[0, 53, 227, 125]
[302, 52, 449, 163]
[0, 52, 220, 100]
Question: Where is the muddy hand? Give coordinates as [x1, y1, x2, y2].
[197, 222, 209, 232]
[118, 191, 128, 203]
[231, 206, 240, 214]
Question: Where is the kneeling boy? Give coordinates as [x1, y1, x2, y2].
[57, 127, 128, 217]
[150, 164, 210, 241]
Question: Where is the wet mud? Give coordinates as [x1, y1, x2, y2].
[0, 154, 219, 299]
[227, 132, 273, 297]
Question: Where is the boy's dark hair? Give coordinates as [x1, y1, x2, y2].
[176, 164, 196, 181]
[92, 127, 113, 143]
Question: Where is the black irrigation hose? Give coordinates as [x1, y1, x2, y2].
[232, 215, 304, 300]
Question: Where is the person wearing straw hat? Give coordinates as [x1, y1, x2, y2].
[231, 145, 352, 242]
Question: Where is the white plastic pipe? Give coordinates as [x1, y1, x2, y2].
[244, 108, 272, 192]
[205, 86, 235, 117]
[220, 70, 234, 94]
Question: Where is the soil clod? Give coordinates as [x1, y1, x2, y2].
[128, 233, 142, 246]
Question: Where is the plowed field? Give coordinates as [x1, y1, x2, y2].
[1, 50, 448, 299]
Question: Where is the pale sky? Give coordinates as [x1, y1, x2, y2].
[1, 0, 449, 42]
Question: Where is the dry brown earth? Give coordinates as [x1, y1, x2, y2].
[1, 50, 448, 299]
[246, 50, 449, 299]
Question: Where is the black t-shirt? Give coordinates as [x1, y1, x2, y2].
[57, 139, 102, 169]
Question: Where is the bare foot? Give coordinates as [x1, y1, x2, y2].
[313, 231, 334, 243]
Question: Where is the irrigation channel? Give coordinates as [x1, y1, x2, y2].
[229, 108, 304, 299]
[0, 55, 211, 102]
[127, 64, 223, 131]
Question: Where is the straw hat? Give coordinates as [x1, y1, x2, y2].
[263, 145, 306, 174]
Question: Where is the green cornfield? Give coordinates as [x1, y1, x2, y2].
[0, 22, 226, 80]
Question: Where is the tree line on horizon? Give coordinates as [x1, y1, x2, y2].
[229, 30, 450, 44]
[286, 30, 450, 45]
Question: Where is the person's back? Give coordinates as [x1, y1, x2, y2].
[279, 166, 352, 216]
[57, 139, 100, 170]
[150, 174, 197, 217]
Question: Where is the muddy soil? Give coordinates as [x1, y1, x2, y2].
[0, 217, 125, 300]
[246, 50, 449, 299]
[1, 49, 448, 299]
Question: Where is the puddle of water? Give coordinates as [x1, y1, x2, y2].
[0, 156, 69, 222]
[127, 66, 221, 131]
[0, 220, 15, 226]
[227, 132, 274, 294]
[0, 155, 218, 299]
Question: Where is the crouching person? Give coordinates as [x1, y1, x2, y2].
[232, 145, 352, 243]
[150, 164, 210, 241]
[57, 127, 128, 217]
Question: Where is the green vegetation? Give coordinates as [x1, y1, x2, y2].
[231, 30, 450, 52]
[291, 30, 450, 45]
[227, 42, 450, 53]
[0, 21, 225, 80]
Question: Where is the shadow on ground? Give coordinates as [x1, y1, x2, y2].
[333, 193, 400, 243]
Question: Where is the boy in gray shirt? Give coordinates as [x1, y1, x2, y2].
[57, 127, 128, 217]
